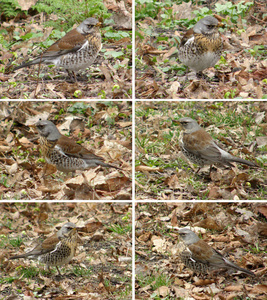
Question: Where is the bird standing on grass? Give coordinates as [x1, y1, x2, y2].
[178, 117, 258, 173]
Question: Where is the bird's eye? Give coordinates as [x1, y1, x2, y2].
[207, 25, 214, 29]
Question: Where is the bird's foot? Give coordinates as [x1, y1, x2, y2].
[196, 71, 220, 82]
[66, 70, 77, 83]
[196, 71, 204, 79]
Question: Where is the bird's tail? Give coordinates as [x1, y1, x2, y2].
[97, 161, 122, 170]
[84, 159, 121, 170]
[14, 58, 42, 71]
[229, 156, 258, 167]
[225, 258, 255, 276]
[231, 264, 255, 276]
[9, 254, 27, 259]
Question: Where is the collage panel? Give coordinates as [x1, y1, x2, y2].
[2, 2, 132, 99]
[135, 101, 267, 200]
[1, 0, 267, 298]
[0, 101, 132, 200]
[135, 202, 266, 299]
[135, 0, 266, 99]
[1, 202, 132, 299]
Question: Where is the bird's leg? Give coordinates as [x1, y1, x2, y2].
[180, 66, 190, 89]
[56, 266, 61, 276]
[81, 172, 94, 191]
[196, 71, 204, 79]
[66, 70, 77, 83]
[196, 71, 211, 81]
[42, 163, 48, 178]
[40, 163, 49, 186]
[196, 167, 201, 174]
[72, 71, 77, 83]
[185, 66, 189, 81]
[66, 69, 71, 80]
[81, 172, 100, 199]
[209, 165, 213, 176]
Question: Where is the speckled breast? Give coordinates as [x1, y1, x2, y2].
[179, 33, 222, 72]
[180, 251, 211, 274]
[50, 149, 87, 172]
[59, 31, 102, 71]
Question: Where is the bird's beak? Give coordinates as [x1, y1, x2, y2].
[96, 21, 102, 27]
[29, 123, 37, 130]
[213, 15, 224, 28]
[173, 120, 180, 125]
[72, 228, 83, 243]
[71, 227, 77, 233]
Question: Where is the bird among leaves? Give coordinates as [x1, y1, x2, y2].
[14, 18, 102, 82]
[35, 119, 121, 176]
[178, 16, 223, 78]
[178, 228, 255, 277]
[178, 117, 258, 173]
[9, 222, 79, 275]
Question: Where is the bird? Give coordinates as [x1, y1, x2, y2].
[14, 17, 102, 82]
[178, 228, 255, 277]
[35, 119, 121, 175]
[178, 16, 223, 77]
[9, 222, 79, 275]
[178, 117, 258, 173]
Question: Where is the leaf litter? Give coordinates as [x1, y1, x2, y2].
[1, 202, 132, 300]
[135, 101, 267, 200]
[0, 101, 132, 200]
[135, 202, 267, 299]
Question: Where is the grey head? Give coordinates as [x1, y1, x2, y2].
[178, 228, 200, 245]
[35, 119, 61, 141]
[193, 16, 219, 35]
[76, 17, 100, 35]
[179, 117, 201, 133]
[57, 222, 76, 238]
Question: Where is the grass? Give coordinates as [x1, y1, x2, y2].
[107, 223, 132, 235]
[135, 101, 267, 200]
[72, 265, 93, 277]
[135, 2, 266, 99]
[18, 266, 40, 279]
[138, 272, 173, 289]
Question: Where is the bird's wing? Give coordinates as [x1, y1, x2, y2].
[179, 28, 194, 47]
[188, 240, 215, 264]
[56, 135, 104, 161]
[183, 130, 222, 162]
[42, 28, 89, 58]
[32, 234, 60, 255]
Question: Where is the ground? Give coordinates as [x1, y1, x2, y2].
[135, 202, 266, 300]
[135, 1, 266, 99]
[135, 101, 267, 200]
[1, 202, 132, 300]
[0, 101, 132, 200]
